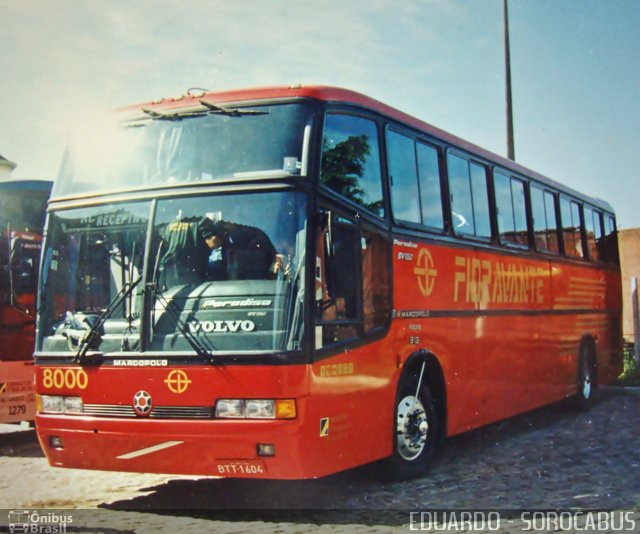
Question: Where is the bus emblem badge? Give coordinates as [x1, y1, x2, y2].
[413, 248, 438, 297]
[133, 390, 153, 416]
[164, 370, 192, 394]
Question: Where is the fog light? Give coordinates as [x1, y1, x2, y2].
[257, 443, 276, 457]
[49, 435, 64, 449]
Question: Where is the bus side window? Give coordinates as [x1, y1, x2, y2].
[544, 190, 560, 253]
[315, 212, 359, 347]
[314, 210, 390, 350]
[362, 230, 390, 333]
[447, 153, 491, 238]
[495, 170, 527, 246]
[386, 129, 444, 231]
[447, 154, 475, 235]
[321, 114, 384, 217]
[584, 206, 602, 262]
[603, 214, 619, 265]
[531, 186, 559, 253]
[560, 197, 585, 258]
[416, 142, 444, 230]
[531, 186, 548, 250]
[387, 129, 421, 224]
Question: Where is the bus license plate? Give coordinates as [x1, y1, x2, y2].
[216, 460, 266, 476]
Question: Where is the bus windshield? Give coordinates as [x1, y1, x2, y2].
[0, 182, 51, 309]
[38, 191, 306, 356]
[54, 101, 315, 197]
[0, 186, 50, 232]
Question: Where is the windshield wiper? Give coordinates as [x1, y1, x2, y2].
[147, 283, 217, 364]
[141, 107, 207, 121]
[199, 99, 269, 116]
[141, 102, 267, 121]
[74, 275, 143, 364]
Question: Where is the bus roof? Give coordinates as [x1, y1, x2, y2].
[124, 85, 614, 214]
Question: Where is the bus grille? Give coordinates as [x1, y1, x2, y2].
[82, 404, 212, 419]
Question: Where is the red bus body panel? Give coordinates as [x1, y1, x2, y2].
[35, 241, 621, 478]
[35, 86, 622, 479]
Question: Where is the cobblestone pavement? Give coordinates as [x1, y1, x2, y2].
[0, 387, 638, 533]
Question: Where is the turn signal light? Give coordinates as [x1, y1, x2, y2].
[275, 399, 296, 419]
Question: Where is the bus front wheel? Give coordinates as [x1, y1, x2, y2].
[381, 368, 438, 480]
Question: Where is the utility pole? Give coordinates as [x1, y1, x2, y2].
[633, 277, 640, 368]
[504, 0, 516, 160]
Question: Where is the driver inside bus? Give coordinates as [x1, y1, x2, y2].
[199, 218, 288, 281]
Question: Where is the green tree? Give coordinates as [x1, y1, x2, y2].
[320, 135, 370, 206]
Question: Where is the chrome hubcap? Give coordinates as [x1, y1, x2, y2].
[582, 362, 592, 399]
[396, 395, 428, 460]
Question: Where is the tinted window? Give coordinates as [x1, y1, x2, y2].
[416, 142, 444, 229]
[321, 114, 384, 217]
[604, 214, 619, 265]
[531, 187, 559, 253]
[584, 207, 602, 261]
[448, 154, 474, 235]
[494, 171, 516, 245]
[531, 186, 547, 249]
[470, 163, 491, 238]
[387, 130, 420, 223]
[447, 154, 490, 238]
[315, 209, 391, 349]
[362, 229, 391, 332]
[560, 197, 584, 258]
[544, 191, 560, 253]
[571, 202, 585, 258]
[511, 179, 528, 245]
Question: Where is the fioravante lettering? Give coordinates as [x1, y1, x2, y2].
[453, 256, 546, 305]
[188, 320, 256, 333]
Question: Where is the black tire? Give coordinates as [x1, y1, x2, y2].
[379, 366, 438, 481]
[575, 341, 597, 411]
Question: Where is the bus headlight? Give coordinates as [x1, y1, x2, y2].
[64, 396, 84, 414]
[38, 395, 84, 415]
[215, 399, 245, 418]
[246, 400, 275, 419]
[215, 399, 296, 419]
[40, 395, 65, 413]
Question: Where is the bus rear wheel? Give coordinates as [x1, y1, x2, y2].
[381, 370, 437, 480]
[576, 341, 597, 410]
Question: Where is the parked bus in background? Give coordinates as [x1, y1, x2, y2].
[34, 86, 621, 480]
[0, 180, 52, 423]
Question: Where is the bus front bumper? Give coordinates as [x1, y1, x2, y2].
[35, 413, 313, 479]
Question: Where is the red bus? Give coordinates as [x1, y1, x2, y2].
[34, 86, 621, 480]
[0, 180, 52, 423]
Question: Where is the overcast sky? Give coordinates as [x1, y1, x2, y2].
[1, 0, 638, 228]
